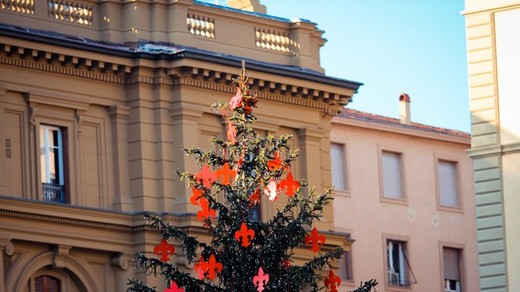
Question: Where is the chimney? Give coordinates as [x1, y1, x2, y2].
[399, 93, 411, 124]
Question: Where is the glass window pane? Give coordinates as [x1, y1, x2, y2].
[337, 250, 353, 280]
[387, 240, 408, 286]
[382, 152, 402, 199]
[331, 143, 346, 190]
[39, 126, 64, 185]
[438, 160, 458, 207]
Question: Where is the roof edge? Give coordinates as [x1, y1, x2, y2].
[0, 24, 362, 92]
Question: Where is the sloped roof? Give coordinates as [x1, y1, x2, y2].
[336, 108, 470, 139]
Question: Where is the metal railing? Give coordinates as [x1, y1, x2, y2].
[42, 183, 66, 203]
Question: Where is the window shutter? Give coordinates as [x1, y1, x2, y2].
[330, 143, 346, 190]
[438, 160, 458, 207]
[35, 275, 61, 292]
[444, 248, 460, 281]
[382, 152, 402, 199]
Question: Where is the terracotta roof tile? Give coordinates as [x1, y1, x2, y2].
[337, 108, 470, 139]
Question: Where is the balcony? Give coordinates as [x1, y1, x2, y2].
[42, 183, 66, 203]
[0, 0, 326, 72]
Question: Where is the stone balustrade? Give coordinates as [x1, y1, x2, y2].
[0, 0, 326, 72]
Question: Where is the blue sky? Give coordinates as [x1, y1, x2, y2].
[260, 0, 470, 132]
[201, 0, 470, 132]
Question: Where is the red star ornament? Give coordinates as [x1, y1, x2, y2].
[305, 227, 326, 252]
[324, 270, 341, 292]
[234, 222, 255, 247]
[215, 162, 237, 186]
[195, 164, 216, 189]
[154, 239, 175, 262]
[253, 267, 269, 292]
[278, 171, 300, 197]
[164, 281, 185, 292]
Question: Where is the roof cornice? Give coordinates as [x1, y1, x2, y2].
[332, 115, 471, 145]
[0, 24, 362, 91]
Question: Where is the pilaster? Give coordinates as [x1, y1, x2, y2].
[298, 127, 333, 231]
[170, 100, 205, 213]
[109, 105, 133, 212]
[0, 237, 14, 292]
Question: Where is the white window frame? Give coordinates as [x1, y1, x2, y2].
[330, 142, 349, 194]
[40, 125, 65, 186]
[337, 249, 354, 281]
[436, 157, 461, 210]
[440, 243, 465, 292]
[379, 148, 406, 203]
[387, 240, 409, 287]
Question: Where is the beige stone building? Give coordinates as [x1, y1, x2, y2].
[0, 1, 360, 291]
[330, 99, 479, 291]
[463, 1, 520, 291]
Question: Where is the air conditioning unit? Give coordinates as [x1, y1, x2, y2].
[444, 279, 461, 292]
[388, 272, 400, 285]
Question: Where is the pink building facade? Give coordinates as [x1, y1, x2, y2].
[330, 105, 479, 292]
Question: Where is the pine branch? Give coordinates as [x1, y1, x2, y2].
[144, 215, 203, 263]
[131, 254, 227, 292]
[351, 279, 379, 292]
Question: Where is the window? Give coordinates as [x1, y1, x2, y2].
[249, 200, 262, 221]
[40, 125, 67, 203]
[337, 250, 353, 281]
[381, 151, 403, 199]
[35, 275, 61, 292]
[387, 240, 409, 287]
[443, 247, 462, 292]
[438, 160, 459, 207]
[330, 143, 347, 191]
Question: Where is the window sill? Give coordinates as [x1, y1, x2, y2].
[384, 284, 413, 291]
[380, 196, 408, 206]
[334, 189, 351, 198]
[437, 205, 464, 214]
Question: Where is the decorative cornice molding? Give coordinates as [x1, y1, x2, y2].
[0, 208, 135, 232]
[177, 76, 342, 115]
[0, 55, 127, 84]
[0, 198, 209, 236]
[0, 43, 349, 115]
[467, 142, 520, 158]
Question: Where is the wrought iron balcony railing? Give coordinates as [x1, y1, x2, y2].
[42, 182, 66, 203]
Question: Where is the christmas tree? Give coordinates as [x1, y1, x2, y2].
[128, 62, 377, 292]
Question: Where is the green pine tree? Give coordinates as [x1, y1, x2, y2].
[128, 62, 377, 292]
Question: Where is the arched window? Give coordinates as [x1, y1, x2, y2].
[35, 275, 61, 292]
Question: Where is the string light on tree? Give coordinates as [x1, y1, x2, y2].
[128, 62, 377, 292]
